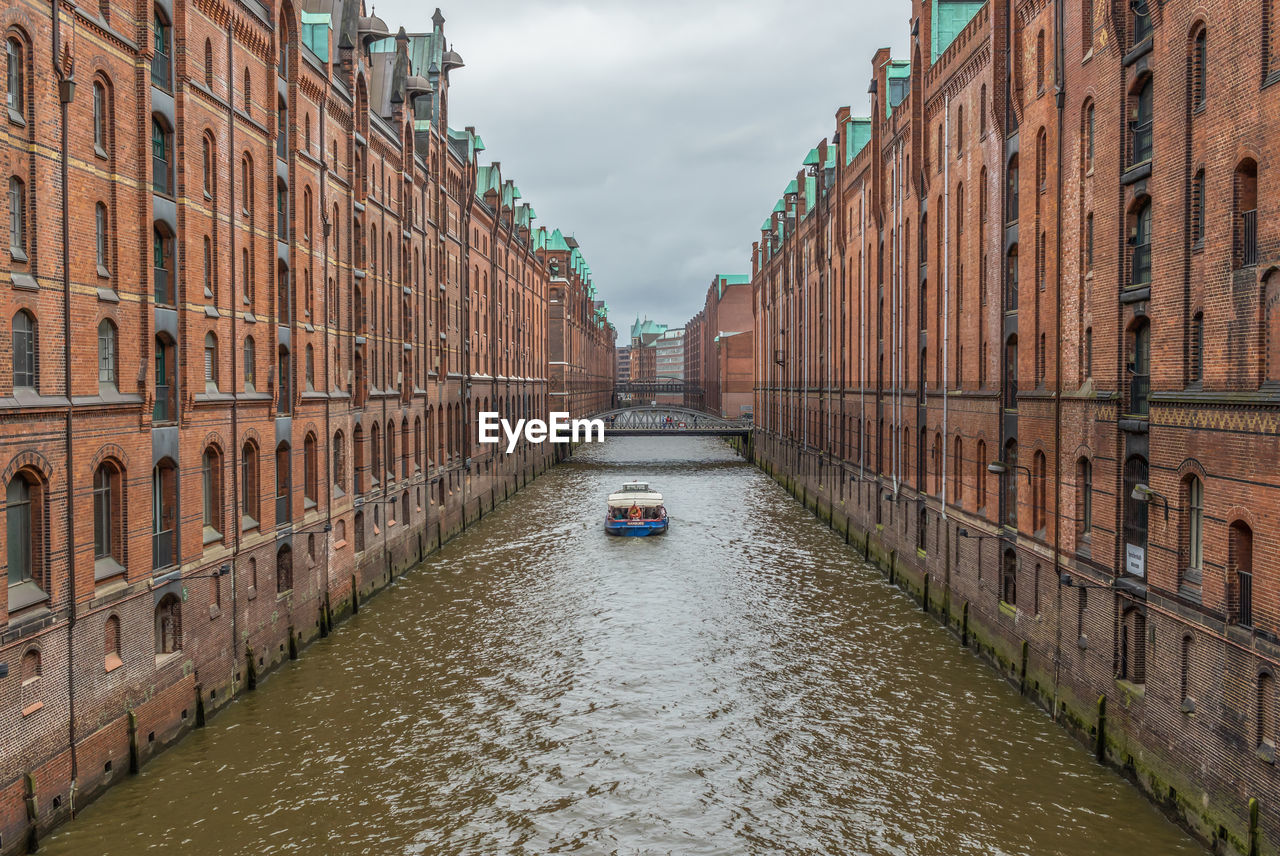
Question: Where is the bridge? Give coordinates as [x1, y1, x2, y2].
[594, 405, 752, 437]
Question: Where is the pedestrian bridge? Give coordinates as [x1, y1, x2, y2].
[595, 406, 752, 437]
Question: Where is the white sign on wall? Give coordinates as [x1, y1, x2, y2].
[1125, 543, 1146, 578]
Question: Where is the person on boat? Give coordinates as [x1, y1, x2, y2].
[656, 505, 667, 520]
[629, 503, 642, 520]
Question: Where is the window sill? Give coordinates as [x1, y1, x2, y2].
[11, 273, 36, 291]
[104, 653, 123, 673]
[333, 538, 347, 550]
[8, 108, 24, 127]
[203, 526, 223, 546]
[241, 516, 259, 533]
[21, 701, 44, 717]
[97, 264, 111, 280]
[246, 585, 257, 601]
[998, 601, 1016, 618]
[155, 650, 182, 669]
[8, 579, 49, 613]
[94, 556, 126, 582]
[97, 286, 120, 303]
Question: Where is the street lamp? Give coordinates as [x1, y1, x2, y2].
[988, 459, 1033, 482]
[190, 563, 232, 580]
[1130, 482, 1169, 522]
[1060, 572, 1114, 590]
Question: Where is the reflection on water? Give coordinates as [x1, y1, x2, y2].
[43, 437, 1203, 856]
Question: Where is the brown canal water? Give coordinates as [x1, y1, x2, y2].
[42, 437, 1204, 856]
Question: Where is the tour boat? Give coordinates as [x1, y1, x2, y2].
[605, 481, 669, 536]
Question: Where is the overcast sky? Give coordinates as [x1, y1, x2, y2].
[379, 0, 908, 342]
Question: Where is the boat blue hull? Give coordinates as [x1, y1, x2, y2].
[605, 519, 669, 536]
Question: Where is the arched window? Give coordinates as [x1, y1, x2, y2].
[1192, 28, 1208, 110]
[386, 420, 396, 483]
[151, 7, 172, 89]
[105, 615, 122, 671]
[1181, 474, 1203, 590]
[1119, 606, 1147, 683]
[1076, 457, 1092, 536]
[1033, 450, 1047, 532]
[976, 439, 987, 511]
[1003, 439, 1019, 528]
[155, 593, 181, 654]
[1004, 333, 1018, 409]
[354, 510, 365, 552]
[243, 336, 256, 390]
[1235, 159, 1259, 268]
[354, 425, 366, 494]
[333, 430, 346, 495]
[9, 176, 26, 259]
[1180, 635, 1193, 706]
[1084, 102, 1095, 170]
[93, 462, 123, 570]
[153, 334, 176, 423]
[1005, 244, 1019, 311]
[151, 117, 173, 196]
[7, 472, 42, 596]
[1001, 548, 1017, 607]
[202, 445, 223, 539]
[1229, 520, 1254, 626]
[92, 80, 108, 155]
[370, 422, 382, 485]
[95, 202, 110, 274]
[1130, 199, 1152, 286]
[1130, 75, 1153, 166]
[1131, 0, 1151, 47]
[1123, 455, 1150, 572]
[304, 343, 314, 390]
[1006, 154, 1019, 223]
[303, 433, 317, 507]
[241, 442, 259, 528]
[151, 459, 177, 570]
[276, 544, 292, 593]
[1259, 673, 1277, 755]
[204, 332, 218, 391]
[277, 346, 291, 415]
[952, 435, 963, 503]
[13, 309, 35, 390]
[1035, 30, 1046, 92]
[153, 224, 175, 305]
[274, 442, 291, 523]
[5, 37, 23, 117]
[1127, 320, 1150, 416]
[98, 319, 117, 390]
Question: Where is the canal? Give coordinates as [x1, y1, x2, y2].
[43, 437, 1203, 856]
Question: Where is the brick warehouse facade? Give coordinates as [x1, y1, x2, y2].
[683, 273, 753, 418]
[752, 1, 1280, 853]
[0, 0, 613, 850]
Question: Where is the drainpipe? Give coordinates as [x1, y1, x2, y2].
[227, 23, 240, 686]
[54, 0, 79, 805]
[942, 94, 950, 519]
[319, 78, 332, 634]
[860, 184, 867, 480]
[1051, 0, 1066, 712]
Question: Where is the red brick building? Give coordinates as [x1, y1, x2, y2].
[683, 274, 753, 417]
[0, 2, 612, 850]
[753, 1, 1280, 852]
[544, 230, 615, 419]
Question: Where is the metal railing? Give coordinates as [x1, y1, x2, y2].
[154, 265, 173, 306]
[1237, 569, 1254, 627]
[151, 53, 171, 91]
[1243, 210, 1258, 267]
[1131, 120, 1153, 166]
[152, 528, 174, 570]
[154, 382, 175, 423]
[1130, 241, 1151, 286]
[1128, 373, 1149, 417]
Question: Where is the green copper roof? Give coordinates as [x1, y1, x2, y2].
[474, 134, 486, 152]
[932, 0, 985, 62]
[301, 12, 330, 62]
[761, 216, 772, 232]
[886, 59, 911, 117]
[547, 228, 570, 252]
[804, 173, 816, 215]
[785, 179, 799, 195]
[803, 148, 820, 167]
[845, 117, 871, 165]
[772, 199, 784, 214]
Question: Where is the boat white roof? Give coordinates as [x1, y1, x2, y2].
[608, 490, 663, 507]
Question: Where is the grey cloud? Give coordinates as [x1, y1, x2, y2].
[378, 0, 906, 337]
